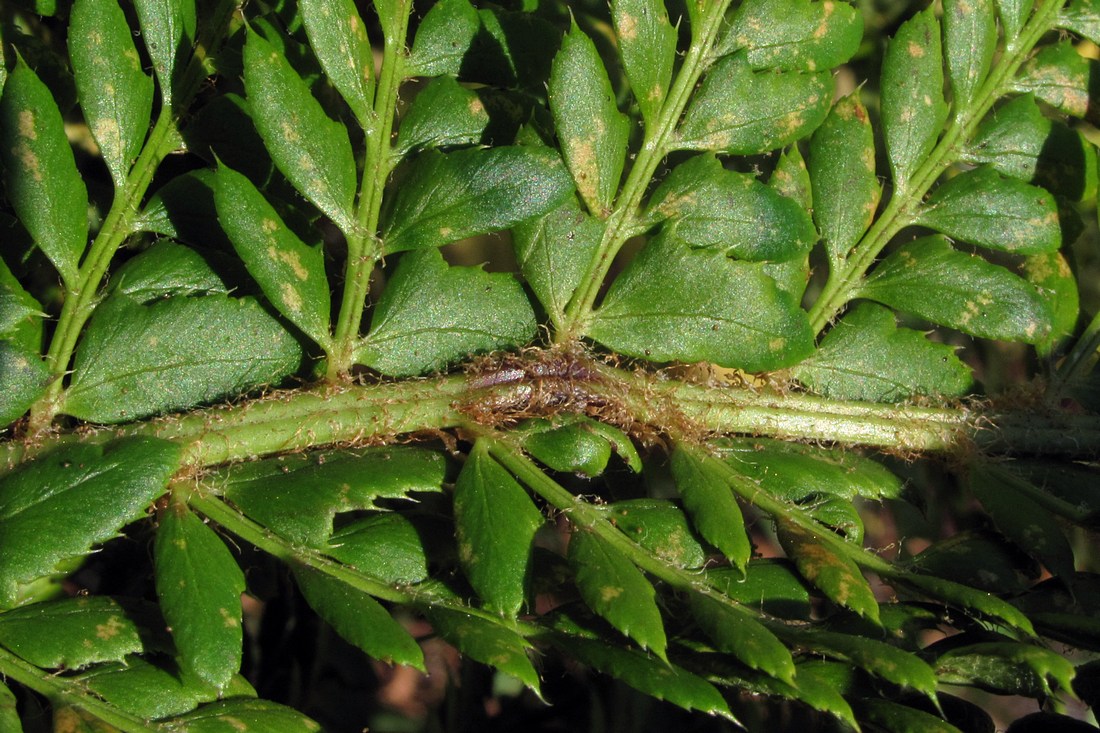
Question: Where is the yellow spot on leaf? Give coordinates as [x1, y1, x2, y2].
[96, 615, 125, 640]
[219, 607, 239, 628]
[907, 41, 925, 58]
[617, 14, 638, 42]
[600, 586, 624, 602]
[281, 282, 302, 313]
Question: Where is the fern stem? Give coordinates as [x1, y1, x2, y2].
[807, 0, 1066, 336]
[330, 2, 412, 378]
[557, 1, 735, 342]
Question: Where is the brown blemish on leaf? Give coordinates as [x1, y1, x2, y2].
[617, 13, 638, 42]
[266, 246, 309, 279]
[95, 615, 125, 640]
[281, 282, 302, 312]
[468, 97, 485, 117]
[600, 586, 624, 602]
[18, 110, 37, 140]
[220, 606, 239, 628]
[907, 41, 925, 58]
[568, 137, 600, 207]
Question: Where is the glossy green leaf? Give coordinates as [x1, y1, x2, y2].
[569, 530, 666, 658]
[776, 518, 880, 622]
[944, 0, 997, 111]
[1059, 0, 1100, 45]
[917, 166, 1061, 254]
[382, 146, 573, 253]
[677, 52, 831, 155]
[770, 143, 814, 212]
[718, 436, 903, 502]
[64, 293, 303, 423]
[0, 342, 49, 428]
[669, 446, 750, 570]
[997, 0, 1035, 43]
[1015, 42, 1100, 125]
[110, 241, 231, 302]
[604, 500, 706, 570]
[244, 29, 357, 233]
[326, 513, 433, 585]
[78, 658, 250, 721]
[719, 661, 856, 728]
[160, 698, 322, 732]
[156, 503, 244, 690]
[611, 0, 676, 127]
[513, 197, 605, 328]
[395, 76, 491, 157]
[718, 0, 863, 71]
[222, 446, 445, 547]
[856, 698, 965, 733]
[0, 597, 156, 669]
[214, 164, 332, 350]
[70, 0, 154, 188]
[880, 8, 947, 190]
[553, 631, 734, 719]
[690, 593, 796, 683]
[644, 154, 817, 262]
[590, 231, 814, 371]
[899, 572, 1036, 635]
[965, 93, 1097, 202]
[0, 57, 89, 288]
[132, 0, 195, 108]
[292, 565, 424, 669]
[426, 606, 540, 694]
[910, 531, 1032, 594]
[809, 93, 880, 262]
[794, 302, 972, 402]
[969, 463, 1076, 580]
[0, 259, 43, 340]
[0, 681, 19, 733]
[548, 21, 629, 214]
[861, 236, 1052, 343]
[709, 561, 812, 620]
[454, 442, 543, 616]
[355, 248, 536, 376]
[300, 0, 374, 125]
[935, 641, 1075, 696]
[807, 496, 864, 544]
[794, 629, 939, 701]
[0, 437, 180, 607]
[137, 169, 234, 248]
[456, 7, 561, 90]
[406, 0, 479, 77]
[523, 419, 613, 477]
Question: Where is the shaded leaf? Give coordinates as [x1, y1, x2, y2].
[604, 500, 706, 570]
[935, 641, 1076, 697]
[793, 302, 972, 402]
[709, 561, 812, 621]
[776, 518, 880, 622]
[395, 76, 491, 156]
[677, 52, 831, 155]
[132, 0, 196, 108]
[382, 146, 573, 253]
[965, 93, 1097, 202]
[944, 0, 997, 111]
[611, 0, 676, 127]
[669, 446, 750, 570]
[214, 164, 332, 350]
[547, 21, 629, 214]
[793, 629, 939, 701]
[0, 258, 43, 340]
[293, 565, 424, 669]
[110, 241, 231, 302]
[718, 0, 863, 71]
[644, 154, 817, 262]
[64, 293, 303, 423]
[690, 593, 796, 682]
[590, 231, 814, 372]
[910, 531, 1033, 594]
[899, 572, 1036, 635]
[0, 438, 180, 607]
[855, 698, 965, 733]
[326, 513, 433, 585]
[569, 530, 666, 658]
[808, 93, 880, 262]
[0, 57, 89, 288]
[406, 0, 480, 77]
[0, 682, 19, 733]
[880, 8, 947, 189]
[917, 166, 1061, 254]
[426, 606, 541, 694]
[513, 197, 605, 329]
[155, 503, 244, 690]
[770, 143, 814, 212]
[1015, 42, 1100, 125]
[300, 0, 374, 125]
[523, 418, 613, 477]
[1059, 0, 1100, 45]
[244, 29, 357, 233]
[0, 342, 50, 428]
[0, 597, 157, 669]
[222, 446, 446, 547]
[454, 442, 543, 616]
[860, 236, 1052, 343]
[160, 698, 322, 732]
[78, 658, 251, 721]
[70, 0, 154, 188]
[355, 249, 536, 376]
